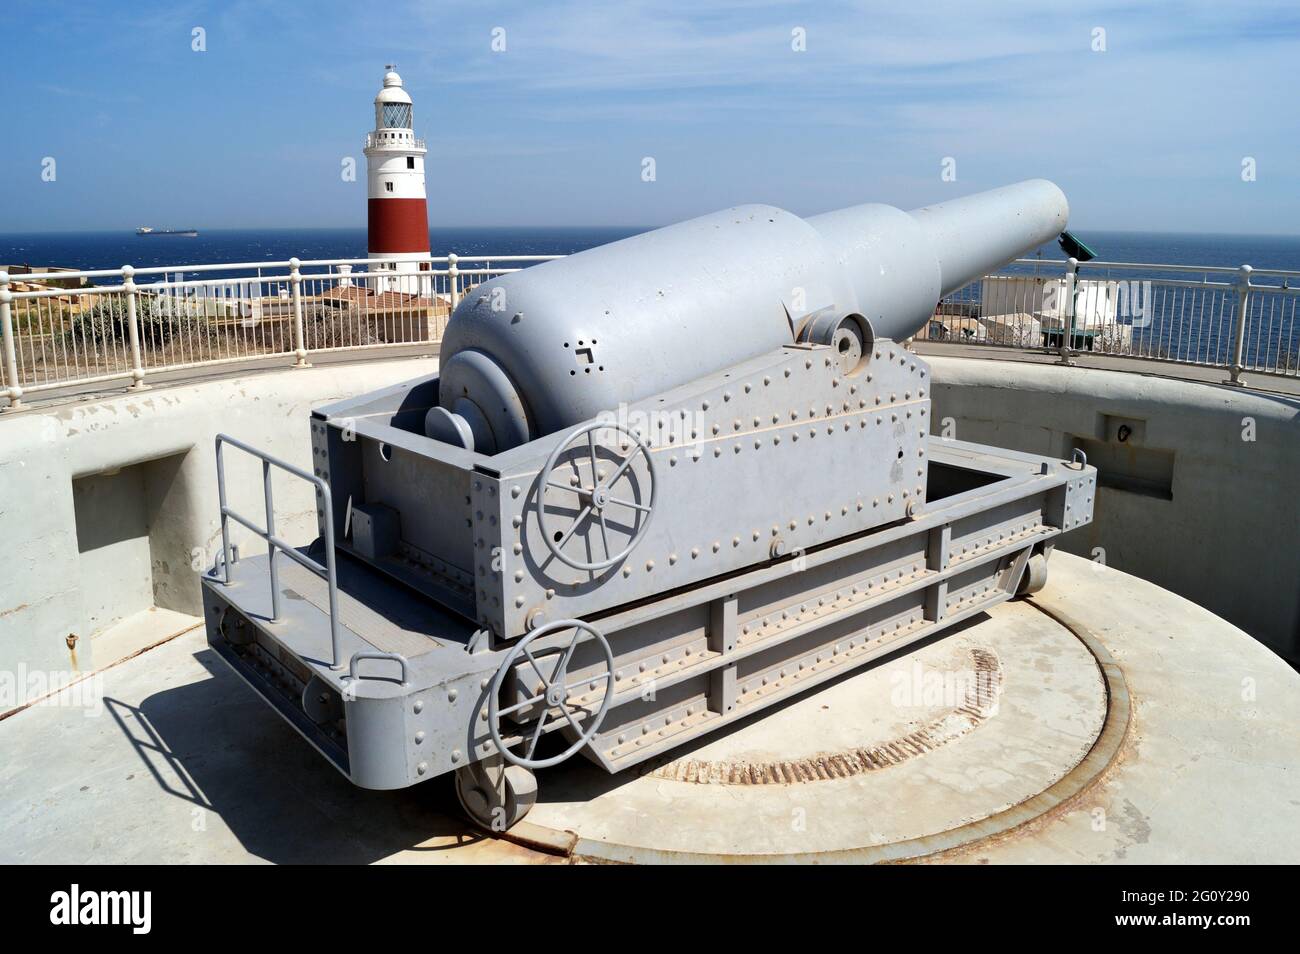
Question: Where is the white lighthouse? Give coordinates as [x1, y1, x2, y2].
[364, 66, 431, 294]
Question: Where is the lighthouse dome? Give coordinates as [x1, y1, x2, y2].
[375, 66, 413, 107]
[368, 65, 421, 134]
[375, 85, 412, 106]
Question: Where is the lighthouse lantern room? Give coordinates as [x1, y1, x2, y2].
[364, 66, 431, 294]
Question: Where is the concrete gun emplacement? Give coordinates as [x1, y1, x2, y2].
[202, 179, 1097, 829]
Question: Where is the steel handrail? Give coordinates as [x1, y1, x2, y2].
[214, 433, 344, 669]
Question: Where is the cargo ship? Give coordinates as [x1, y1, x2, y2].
[135, 226, 199, 236]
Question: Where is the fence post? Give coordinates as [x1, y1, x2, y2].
[1056, 257, 1078, 366]
[290, 257, 309, 368]
[0, 271, 23, 411]
[1225, 264, 1252, 386]
[123, 265, 150, 391]
[448, 253, 460, 311]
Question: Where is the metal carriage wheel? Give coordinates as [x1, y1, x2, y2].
[538, 420, 657, 572]
[487, 619, 616, 770]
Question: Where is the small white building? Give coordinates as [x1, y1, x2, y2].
[972, 275, 1134, 351]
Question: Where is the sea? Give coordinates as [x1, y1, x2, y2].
[2, 227, 1298, 275]
[2, 227, 1297, 369]
[0, 228, 635, 273]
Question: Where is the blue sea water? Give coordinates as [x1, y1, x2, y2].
[2, 227, 1297, 275]
[0, 228, 640, 273]
[1025, 230, 1300, 273]
[1002, 232, 1300, 369]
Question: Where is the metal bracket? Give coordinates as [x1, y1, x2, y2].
[345, 651, 409, 686]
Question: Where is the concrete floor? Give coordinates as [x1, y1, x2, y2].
[526, 598, 1109, 859]
[523, 554, 1300, 862]
[0, 621, 555, 865]
[88, 608, 202, 673]
[2, 553, 1296, 864]
[954, 556, 1300, 864]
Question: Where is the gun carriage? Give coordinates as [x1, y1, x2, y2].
[203, 179, 1096, 829]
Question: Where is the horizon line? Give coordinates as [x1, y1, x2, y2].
[5, 225, 1300, 241]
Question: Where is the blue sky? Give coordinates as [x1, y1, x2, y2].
[3, 0, 1298, 233]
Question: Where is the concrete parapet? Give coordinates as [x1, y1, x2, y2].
[927, 355, 1300, 663]
[0, 357, 436, 709]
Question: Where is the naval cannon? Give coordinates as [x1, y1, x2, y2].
[429, 178, 1069, 453]
[202, 180, 1096, 830]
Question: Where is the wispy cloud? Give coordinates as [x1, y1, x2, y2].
[1, 0, 1298, 231]
[36, 83, 141, 104]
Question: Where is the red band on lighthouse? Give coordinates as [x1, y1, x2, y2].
[368, 199, 430, 254]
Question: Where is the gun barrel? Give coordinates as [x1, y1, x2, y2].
[909, 178, 1069, 298]
[433, 180, 1069, 453]
[805, 178, 1069, 342]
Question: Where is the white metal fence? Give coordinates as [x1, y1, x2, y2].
[920, 258, 1300, 382]
[4, 252, 1297, 409]
[0, 253, 561, 407]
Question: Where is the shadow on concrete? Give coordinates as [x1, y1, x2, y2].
[114, 647, 484, 864]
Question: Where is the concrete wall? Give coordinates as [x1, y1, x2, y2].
[72, 463, 157, 636]
[0, 357, 437, 707]
[927, 356, 1300, 663]
[2, 351, 1295, 711]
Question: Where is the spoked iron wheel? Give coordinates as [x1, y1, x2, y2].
[487, 619, 616, 770]
[538, 421, 657, 572]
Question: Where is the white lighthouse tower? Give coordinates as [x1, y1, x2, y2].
[364, 66, 431, 294]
